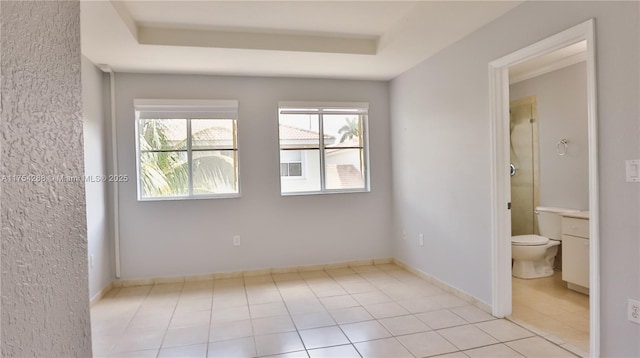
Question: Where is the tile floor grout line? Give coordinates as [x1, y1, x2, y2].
[502, 318, 582, 357]
[109, 284, 154, 357]
[504, 317, 588, 357]
[154, 281, 186, 358]
[272, 272, 310, 358]
[320, 269, 365, 358]
[242, 274, 259, 358]
[341, 267, 402, 357]
[293, 268, 358, 357]
[203, 278, 215, 358]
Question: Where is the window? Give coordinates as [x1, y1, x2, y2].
[280, 150, 303, 177]
[134, 99, 239, 200]
[278, 102, 369, 195]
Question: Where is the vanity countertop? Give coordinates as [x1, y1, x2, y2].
[561, 211, 589, 220]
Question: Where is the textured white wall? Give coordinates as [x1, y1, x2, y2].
[510, 62, 589, 210]
[1, 1, 92, 356]
[82, 56, 114, 300]
[113, 74, 392, 279]
[390, 2, 639, 356]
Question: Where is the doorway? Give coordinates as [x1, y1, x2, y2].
[509, 59, 592, 352]
[488, 19, 600, 355]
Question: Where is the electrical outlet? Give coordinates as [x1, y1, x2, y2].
[402, 231, 407, 241]
[628, 298, 640, 324]
[233, 235, 241, 247]
[419, 234, 424, 247]
[89, 254, 94, 268]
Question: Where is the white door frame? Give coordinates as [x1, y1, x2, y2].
[488, 19, 600, 355]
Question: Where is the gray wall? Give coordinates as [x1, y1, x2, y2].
[511, 62, 589, 210]
[1, 2, 92, 356]
[390, 2, 639, 356]
[82, 56, 114, 299]
[114, 73, 392, 279]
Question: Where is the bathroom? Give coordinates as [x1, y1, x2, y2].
[507, 41, 591, 353]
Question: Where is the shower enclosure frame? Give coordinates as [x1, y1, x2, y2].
[488, 19, 599, 355]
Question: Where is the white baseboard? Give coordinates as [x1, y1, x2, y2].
[96, 256, 489, 317]
[393, 258, 492, 314]
[90, 282, 114, 307]
[109, 258, 395, 289]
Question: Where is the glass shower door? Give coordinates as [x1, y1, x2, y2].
[510, 100, 539, 235]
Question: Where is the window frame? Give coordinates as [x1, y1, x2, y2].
[278, 101, 370, 196]
[134, 99, 241, 201]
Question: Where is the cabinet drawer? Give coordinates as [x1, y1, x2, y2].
[562, 217, 589, 238]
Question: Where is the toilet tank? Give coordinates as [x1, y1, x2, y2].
[535, 206, 579, 240]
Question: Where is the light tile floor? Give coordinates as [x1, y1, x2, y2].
[510, 272, 589, 356]
[92, 264, 578, 357]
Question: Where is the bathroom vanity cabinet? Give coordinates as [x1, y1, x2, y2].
[561, 212, 590, 295]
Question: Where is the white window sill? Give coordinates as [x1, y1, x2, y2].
[138, 193, 241, 202]
[280, 188, 370, 197]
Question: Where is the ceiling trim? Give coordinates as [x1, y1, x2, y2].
[138, 26, 378, 55]
[110, 0, 138, 40]
[81, 1, 524, 80]
[112, 0, 378, 55]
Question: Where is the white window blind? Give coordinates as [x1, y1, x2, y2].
[134, 99, 238, 119]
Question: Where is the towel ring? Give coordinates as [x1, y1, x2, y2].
[557, 139, 568, 156]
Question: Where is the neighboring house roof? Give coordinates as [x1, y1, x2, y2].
[326, 164, 365, 189]
[155, 121, 234, 143]
[191, 127, 233, 142]
[192, 122, 234, 142]
[279, 124, 335, 141]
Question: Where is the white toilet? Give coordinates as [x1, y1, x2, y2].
[511, 206, 578, 279]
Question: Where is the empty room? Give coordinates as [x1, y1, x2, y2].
[1, 1, 639, 358]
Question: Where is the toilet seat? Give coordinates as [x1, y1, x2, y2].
[512, 234, 549, 246]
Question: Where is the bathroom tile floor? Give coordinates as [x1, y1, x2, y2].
[91, 264, 579, 357]
[510, 272, 589, 356]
